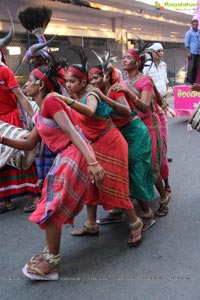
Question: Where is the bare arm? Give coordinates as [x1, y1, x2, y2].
[12, 87, 34, 118]
[111, 83, 150, 113]
[47, 92, 98, 117]
[88, 87, 131, 117]
[1, 126, 40, 150]
[53, 110, 105, 184]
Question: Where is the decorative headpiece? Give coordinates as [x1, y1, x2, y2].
[89, 49, 118, 83]
[67, 46, 89, 81]
[32, 53, 68, 92]
[127, 36, 154, 60]
[18, 6, 52, 36]
[17, 6, 54, 72]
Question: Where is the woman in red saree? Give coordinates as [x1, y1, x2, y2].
[0, 64, 105, 280]
[49, 47, 143, 247]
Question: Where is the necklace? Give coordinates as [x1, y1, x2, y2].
[129, 72, 142, 83]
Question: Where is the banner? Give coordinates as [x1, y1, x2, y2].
[174, 85, 200, 116]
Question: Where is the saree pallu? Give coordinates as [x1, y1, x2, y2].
[123, 80, 162, 183]
[30, 143, 96, 230]
[157, 112, 169, 180]
[0, 108, 40, 201]
[120, 118, 155, 201]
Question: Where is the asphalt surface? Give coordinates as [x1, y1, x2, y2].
[1, 97, 200, 300]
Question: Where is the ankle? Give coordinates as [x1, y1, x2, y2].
[85, 221, 99, 230]
[129, 218, 143, 230]
[140, 208, 154, 220]
[43, 253, 60, 266]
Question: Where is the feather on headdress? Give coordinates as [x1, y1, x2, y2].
[18, 6, 52, 36]
[92, 49, 112, 72]
[91, 49, 113, 82]
[70, 46, 90, 72]
[133, 36, 154, 56]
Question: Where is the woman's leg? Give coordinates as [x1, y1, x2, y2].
[124, 208, 143, 247]
[155, 175, 170, 217]
[23, 220, 61, 280]
[71, 205, 99, 236]
[137, 199, 155, 232]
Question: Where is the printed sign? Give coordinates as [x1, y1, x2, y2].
[174, 85, 200, 109]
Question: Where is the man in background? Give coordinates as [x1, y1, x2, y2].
[185, 19, 200, 84]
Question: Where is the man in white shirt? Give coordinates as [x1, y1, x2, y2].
[143, 42, 169, 105]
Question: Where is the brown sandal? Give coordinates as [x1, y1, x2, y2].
[24, 197, 39, 213]
[155, 195, 170, 217]
[71, 222, 99, 236]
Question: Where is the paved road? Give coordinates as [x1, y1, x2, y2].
[1, 112, 200, 300]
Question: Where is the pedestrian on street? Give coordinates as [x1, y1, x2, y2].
[185, 19, 200, 84]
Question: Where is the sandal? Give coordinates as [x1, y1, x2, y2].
[128, 218, 143, 247]
[155, 206, 168, 217]
[155, 195, 170, 217]
[22, 253, 60, 281]
[140, 208, 156, 232]
[0, 200, 16, 214]
[24, 197, 39, 213]
[71, 222, 99, 236]
[142, 219, 156, 232]
[97, 214, 124, 225]
[27, 246, 49, 268]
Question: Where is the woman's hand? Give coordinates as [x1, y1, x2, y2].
[191, 83, 200, 92]
[47, 92, 63, 99]
[111, 83, 127, 93]
[87, 163, 106, 187]
[87, 87, 104, 99]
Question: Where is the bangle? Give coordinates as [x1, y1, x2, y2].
[68, 99, 76, 107]
[113, 102, 118, 109]
[87, 161, 99, 167]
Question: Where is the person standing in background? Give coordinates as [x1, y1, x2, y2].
[185, 19, 200, 84]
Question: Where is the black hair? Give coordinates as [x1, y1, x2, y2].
[191, 19, 198, 24]
[32, 53, 68, 94]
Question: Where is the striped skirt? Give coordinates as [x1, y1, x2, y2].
[29, 143, 97, 230]
[85, 127, 134, 210]
[0, 164, 40, 201]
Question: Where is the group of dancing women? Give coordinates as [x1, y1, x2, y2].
[0, 32, 171, 280]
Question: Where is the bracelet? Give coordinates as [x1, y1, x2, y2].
[113, 102, 118, 109]
[68, 99, 76, 107]
[87, 161, 99, 167]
